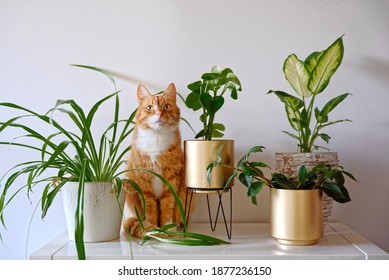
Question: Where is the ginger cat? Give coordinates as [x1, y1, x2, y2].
[124, 83, 186, 238]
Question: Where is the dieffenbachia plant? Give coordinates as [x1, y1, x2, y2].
[267, 36, 352, 152]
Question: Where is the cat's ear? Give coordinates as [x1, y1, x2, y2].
[137, 84, 152, 102]
[163, 83, 177, 103]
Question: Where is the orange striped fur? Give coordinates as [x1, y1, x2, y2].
[124, 83, 186, 238]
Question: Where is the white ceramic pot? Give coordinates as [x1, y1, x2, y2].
[62, 182, 126, 242]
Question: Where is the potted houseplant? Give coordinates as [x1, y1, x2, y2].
[0, 66, 228, 260]
[0, 65, 133, 259]
[266, 35, 352, 226]
[208, 145, 357, 245]
[184, 65, 242, 192]
[183, 65, 242, 238]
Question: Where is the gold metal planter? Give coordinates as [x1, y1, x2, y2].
[270, 188, 323, 246]
[184, 140, 234, 192]
[275, 152, 338, 229]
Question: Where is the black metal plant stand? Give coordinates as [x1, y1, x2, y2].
[185, 187, 232, 239]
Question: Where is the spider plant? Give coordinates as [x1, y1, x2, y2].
[0, 65, 135, 259]
[0, 65, 228, 260]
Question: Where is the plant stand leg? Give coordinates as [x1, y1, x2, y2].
[185, 188, 195, 224]
[185, 188, 232, 239]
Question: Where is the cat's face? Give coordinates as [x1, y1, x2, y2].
[135, 83, 180, 130]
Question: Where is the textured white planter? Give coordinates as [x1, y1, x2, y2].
[62, 182, 126, 242]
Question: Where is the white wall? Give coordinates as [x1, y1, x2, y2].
[1, 0, 388, 259]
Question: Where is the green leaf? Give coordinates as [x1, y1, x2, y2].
[212, 123, 225, 131]
[211, 65, 222, 73]
[320, 93, 350, 119]
[305, 51, 324, 73]
[212, 123, 226, 138]
[317, 119, 352, 131]
[315, 107, 328, 123]
[230, 86, 238, 100]
[211, 129, 224, 138]
[185, 91, 202, 111]
[341, 170, 358, 182]
[74, 159, 88, 260]
[199, 93, 224, 115]
[201, 72, 220, 81]
[226, 72, 241, 89]
[282, 131, 300, 141]
[322, 182, 351, 203]
[71, 64, 117, 90]
[267, 90, 303, 131]
[247, 181, 265, 197]
[238, 172, 251, 188]
[283, 54, 312, 97]
[250, 161, 270, 169]
[144, 228, 229, 246]
[271, 173, 297, 189]
[187, 81, 202, 93]
[245, 145, 265, 157]
[308, 36, 344, 94]
[298, 165, 308, 182]
[319, 133, 331, 144]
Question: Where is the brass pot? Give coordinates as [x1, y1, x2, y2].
[275, 152, 338, 229]
[184, 140, 234, 192]
[270, 188, 323, 245]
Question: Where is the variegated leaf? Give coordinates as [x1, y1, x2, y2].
[283, 54, 312, 97]
[308, 36, 344, 94]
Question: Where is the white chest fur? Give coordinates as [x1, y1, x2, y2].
[134, 126, 177, 161]
[134, 126, 177, 199]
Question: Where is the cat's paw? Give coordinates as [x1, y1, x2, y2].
[124, 217, 156, 239]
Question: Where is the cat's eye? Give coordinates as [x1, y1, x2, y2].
[164, 104, 171, 110]
[146, 105, 154, 111]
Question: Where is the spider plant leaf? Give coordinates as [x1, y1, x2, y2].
[144, 229, 229, 245]
[308, 36, 344, 94]
[74, 159, 88, 260]
[283, 54, 312, 97]
[130, 169, 187, 231]
[71, 64, 117, 90]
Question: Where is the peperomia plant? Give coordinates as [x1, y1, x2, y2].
[267, 36, 351, 152]
[208, 146, 357, 205]
[185, 66, 242, 140]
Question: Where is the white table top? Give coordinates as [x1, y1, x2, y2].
[30, 223, 389, 260]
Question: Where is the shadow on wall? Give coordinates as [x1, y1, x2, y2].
[108, 69, 163, 92]
[359, 57, 389, 84]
